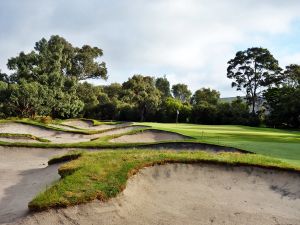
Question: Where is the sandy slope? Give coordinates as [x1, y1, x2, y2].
[0, 147, 69, 224]
[109, 130, 189, 143]
[0, 137, 40, 143]
[0, 123, 146, 144]
[10, 163, 300, 225]
[62, 120, 132, 131]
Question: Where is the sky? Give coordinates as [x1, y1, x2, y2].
[0, 0, 300, 97]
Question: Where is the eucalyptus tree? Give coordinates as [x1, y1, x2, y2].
[5, 35, 107, 118]
[171, 83, 192, 103]
[122, 75, 161, 121]
[227, 47, 282, 114]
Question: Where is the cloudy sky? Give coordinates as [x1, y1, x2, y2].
[0, 0, 300, 97]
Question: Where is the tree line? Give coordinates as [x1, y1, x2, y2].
[0, 35, 299, 128]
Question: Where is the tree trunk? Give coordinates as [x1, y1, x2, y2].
[251, 99, 255, 115]
[140, 107, 145, 122]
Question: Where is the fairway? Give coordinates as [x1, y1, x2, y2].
[141, 123, 300, 166]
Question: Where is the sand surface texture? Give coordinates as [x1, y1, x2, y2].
[62, 120, 132, 131]
[9, 163, 300, 225]
[0, 122, 146, 144]
[109, 130, 189, 143]
[0, 147, 69, 224]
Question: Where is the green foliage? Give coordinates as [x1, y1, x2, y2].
[7, 35, 107, 83]
[263, 64, 300, 128]
[171, 83, 192, 103]
[191, 88, 220, 105]
[264, 86, 300, 128]
[155, 75, 171, 98]
[282, 64, 300, 88]
[7, 80, 44, 117]
[77, 82, 102, 117]
[0, 70, 8, 82]
[1, 35, 107, 119]
[191, 101, 218, 124]
[227, 47, 282, 114]
[122, 75, 161, 121]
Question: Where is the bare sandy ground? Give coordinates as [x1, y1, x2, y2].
[0, 123, 146, 144]
[0, 147, 69, 224]
[8, 163, 300, 225]
[109, 130, 190, 143]
[62, 120, 132, 131]
[47, 124, 81, 131]
[0, 137, 40, 143]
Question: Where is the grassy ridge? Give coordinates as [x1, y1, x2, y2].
[29, 150, 300, 211]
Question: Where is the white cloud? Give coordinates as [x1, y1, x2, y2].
[0, 0, 300, 97]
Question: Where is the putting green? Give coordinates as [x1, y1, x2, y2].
[140, 123, 300, 166]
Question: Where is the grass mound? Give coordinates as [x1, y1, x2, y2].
[28, 150, 300, 211]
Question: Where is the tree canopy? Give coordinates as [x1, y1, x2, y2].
[0, 36, 298, 128]
[227, 47, 282, 114]
[172, 83, 192, 103]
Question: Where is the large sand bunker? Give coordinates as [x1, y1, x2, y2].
[62, 119, 131, 131]
[0, 147, 69, 224]
[109, 129, 190, 143]
[11, 163, 300, 225]
[0, 122, 145, 144]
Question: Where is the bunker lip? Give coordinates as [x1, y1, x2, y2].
[109, 129, 192, 143]
[0, 122, 147, 144]
[12, 163, 300, 225]
[0, 137, 41, 143]
[62, 119, 132, 131]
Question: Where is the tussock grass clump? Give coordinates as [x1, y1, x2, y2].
[28, 150, 300, 211]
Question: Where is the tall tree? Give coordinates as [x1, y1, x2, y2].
[122, 75, 161, 121]
[155, 75, 171, 98]
[5, 35, 107, 118]
[227, 47, 282, 114]
[7, 35, 107, 83]
[172, 83, 192, 103]
[191, 88, 220, 105]
[264, 64, 300, 128]
[282, 64, 300, 88]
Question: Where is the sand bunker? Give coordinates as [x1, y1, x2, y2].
[47, 124, 81, 131]
[62, 119, 131, 131]
[11, 163, 300, 225]
[0, 147, 69, 224]
[0, 137, 41, 143]
[0, 123, 145, 144]
[109, 129, 190, 143]
[0, 122, 90, 143]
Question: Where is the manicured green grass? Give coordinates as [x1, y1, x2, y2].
[140, 123, 300, 166]
[29, 149, 300, 211]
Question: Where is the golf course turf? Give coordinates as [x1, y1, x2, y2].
[0, 118, 300, 224]
[1, 118, 299, 166]
[28, 150, 300, 211]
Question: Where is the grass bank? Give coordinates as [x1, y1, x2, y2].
[29, 149, 300, 211]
